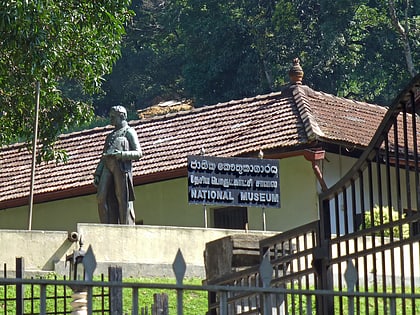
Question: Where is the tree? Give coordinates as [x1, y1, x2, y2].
[96, 0, 418, 112]
[93, 0, 186, 114]
[0, 0, 132, 161]
[388, 0, 418, 77]
[271, 0, 418, 103]
[99, 0, 280, 108]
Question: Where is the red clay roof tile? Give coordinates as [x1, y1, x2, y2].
[0, 84, 407, 208]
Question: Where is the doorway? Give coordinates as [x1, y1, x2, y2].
[213, 206, 248, 229]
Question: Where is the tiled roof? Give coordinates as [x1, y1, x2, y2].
[0, 84, 391, 208]
[297, 85, 388, 146]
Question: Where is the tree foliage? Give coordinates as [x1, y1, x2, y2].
[0, 0, 132, 160]
[1, 0, 419, 155]
[99, 0, 418, 112]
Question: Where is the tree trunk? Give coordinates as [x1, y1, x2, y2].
[388, 0, 417, 77]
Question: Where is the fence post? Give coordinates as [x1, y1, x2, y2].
[109, 266, 123, 315]
[16, 257, 24, 315]
[317, 201, 334, 315]
[152, 293, 168, 315]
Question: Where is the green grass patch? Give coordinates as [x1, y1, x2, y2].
[1, 276, 420, 314]
[121, 277, 208, 314]
[0, 276, 208, 315]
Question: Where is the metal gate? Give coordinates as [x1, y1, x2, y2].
[316, 74, 420, 314]
[207, 74, 420, 315]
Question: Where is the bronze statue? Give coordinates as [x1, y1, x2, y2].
[93, 106, 142, 224]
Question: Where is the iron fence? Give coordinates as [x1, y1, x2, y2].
[316, 66, 420, 314]
[2, 267, 420, 315]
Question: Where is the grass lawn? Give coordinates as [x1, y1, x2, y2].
[1, 276, 420, 314]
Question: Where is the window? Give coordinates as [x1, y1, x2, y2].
[213, 206, 248, 229]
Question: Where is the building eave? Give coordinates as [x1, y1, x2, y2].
[0, 143, 353, 210]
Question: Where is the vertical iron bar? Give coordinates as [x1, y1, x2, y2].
[132, 287, 139, 315]
[304, 231, 310, 312]
[274, 243, 279, 278]
[392, 115, 407, 315]
[351, 180, 357, 233]
[402, 103, 410, 315]
[219, 291, 227, 315]
[176, 288, 183, 315]
[390, 297, 397, 315]
[385, 135, 398, 302]
[30, 279, 35, 314]
[53, 275, 58, 314]
[2, 263, 6, 314]
[348, 294, 354, 315]
[375, 151, 384, 227]
[409, 91, 419, 315]
[87, 286, 93, 315]
[40, 284, 46, 315]
[63, 278, 68, 315]
[367, 160, 379, 314]
[359, 170, 369, 315]
[101, 273, 106, 314]
[410, 90, 420, 214]
[359, 170, 366, 229]
[287, 239, 292, 315]
[16, 257, 24, 315]
[335, 194, 343, 311]
[296, 235, 302, 314]
[351, 180, 361, 313]
[334, 193, 340, 236]
[402, 100, 412, 216]
[376, 150, 388, 314]
[384, 134, 394, 315]
[342, 188, 350, 311]
[262, 292, 272, 315]
[306, 294, 312, 315]
[393, 119, 402, 212]
[367, 161, 374, 222]
[384, 136, 394, 238]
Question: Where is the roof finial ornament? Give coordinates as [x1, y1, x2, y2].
[288, 58, 304, 85]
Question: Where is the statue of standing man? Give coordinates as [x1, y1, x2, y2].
[93, 106, 142, 225]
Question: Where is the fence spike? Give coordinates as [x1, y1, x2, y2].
[172, 249, 186, 285]
[259, 253, 272, 288]
[83, 245, 97, 281]
[344, 259, 357, 292]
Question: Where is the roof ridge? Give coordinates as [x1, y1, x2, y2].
[292, 85, 325, 140]
[1, 91, 287, 150]
[131, 91, 285, 123]
[308, 88, 388, 110]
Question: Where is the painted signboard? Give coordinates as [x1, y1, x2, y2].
[187, 155, 280, 208]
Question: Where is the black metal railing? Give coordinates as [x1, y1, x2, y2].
[3, 253, 420, 314]
[317, 73, 420, 314]
[205, 74, 420, 315]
